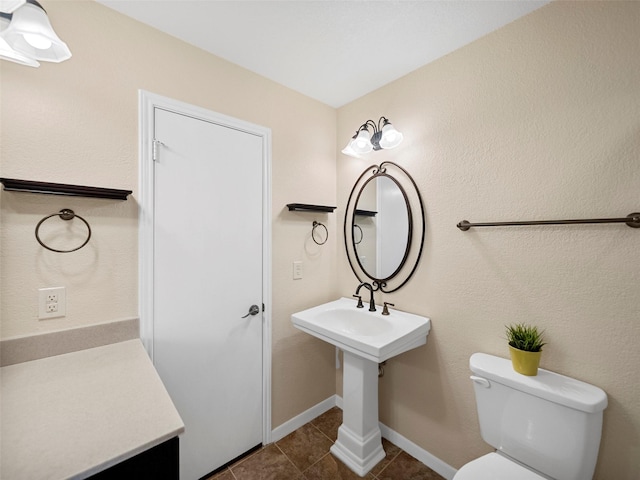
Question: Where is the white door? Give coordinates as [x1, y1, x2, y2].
[151, 105, 265, 479]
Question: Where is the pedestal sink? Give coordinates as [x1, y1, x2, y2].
[291, 297, 431, 476]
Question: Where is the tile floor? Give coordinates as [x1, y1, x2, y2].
[207, 407, 445, 480]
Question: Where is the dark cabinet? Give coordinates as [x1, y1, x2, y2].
[87, 437, 179, 480]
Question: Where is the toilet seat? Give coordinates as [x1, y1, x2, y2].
[454, 452, 546, 480]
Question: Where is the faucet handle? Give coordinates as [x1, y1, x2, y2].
[352, 295, 364, 308]
[382, 302, 395, 316]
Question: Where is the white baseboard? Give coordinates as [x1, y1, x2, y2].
[270, 395, 338, 442]
[274, 395, 457, 479]
[378, 423, 457, 480]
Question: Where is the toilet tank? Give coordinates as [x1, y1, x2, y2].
[469, 353, 608, 480]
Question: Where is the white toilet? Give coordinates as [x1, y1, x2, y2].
[454, 353, 608, 480]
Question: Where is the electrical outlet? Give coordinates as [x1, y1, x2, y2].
[39, 287, 66, 320]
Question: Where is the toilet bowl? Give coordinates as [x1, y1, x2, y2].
[454, 353, 607, 480]
[455, 452, 545, 479]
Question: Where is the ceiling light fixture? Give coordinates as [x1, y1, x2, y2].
[0, 0, 71, 66]
[341, 117, 403, 157]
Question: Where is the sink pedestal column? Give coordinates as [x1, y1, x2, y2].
[330, 351, 385, 476]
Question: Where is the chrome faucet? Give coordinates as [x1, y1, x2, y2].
[355, 282, 376, 312]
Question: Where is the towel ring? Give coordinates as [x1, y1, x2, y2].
[35, 209, 91, 253]
[312, 221, 328, 245]
[353, 224, 363, 245]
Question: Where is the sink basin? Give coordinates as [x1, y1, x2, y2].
[292, 297, 431, 363]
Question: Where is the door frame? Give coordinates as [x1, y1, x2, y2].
[138, 90, 273, 444]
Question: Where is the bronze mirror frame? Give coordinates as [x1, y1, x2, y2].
[343, 161, 426, 293]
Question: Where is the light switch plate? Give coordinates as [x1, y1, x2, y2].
[293, 261, 303, 280]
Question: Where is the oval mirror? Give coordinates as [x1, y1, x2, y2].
[344, 162, 425, 293]
[353, 175, 411, 279]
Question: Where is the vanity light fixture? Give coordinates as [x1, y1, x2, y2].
[0, 16, 38, 66]
[341, 117, 403, 157]
[0, 0, 71, 66]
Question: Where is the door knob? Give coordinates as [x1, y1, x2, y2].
[241, 304, 260, 318]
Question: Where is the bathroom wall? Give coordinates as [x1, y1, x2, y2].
[0, 0, 338, 429]
[336, 2, 639, 478]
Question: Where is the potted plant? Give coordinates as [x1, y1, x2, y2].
[505, 323, 546, 376]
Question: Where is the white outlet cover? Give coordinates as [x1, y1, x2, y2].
[38, 287, 66, 320]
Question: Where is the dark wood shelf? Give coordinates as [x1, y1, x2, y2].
[0, 178, 132, 200]
[355, 209, 377, 217]
[287, 203, 336, 213]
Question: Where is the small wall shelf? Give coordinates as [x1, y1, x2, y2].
[287, 203, 336, 213]
[355, 209, 377, 217]
[0, 178, 132, 200]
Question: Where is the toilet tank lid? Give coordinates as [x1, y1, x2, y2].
[470, 353, 608, 413]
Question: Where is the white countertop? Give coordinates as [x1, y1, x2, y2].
[1, 339, 185, 479]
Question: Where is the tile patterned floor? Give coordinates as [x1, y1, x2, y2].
[207, 407, 445, 480]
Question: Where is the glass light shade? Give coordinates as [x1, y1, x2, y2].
[341, 141, 361, 158]
[0, 1, 27, 13]
[0, 34, 39, 66]
[23, 31, 50, 49]
[3, 1, 71, 62]
[0, 14, 38, 66]
[351, 127, 373, 154]
[378, 122, 403, 149]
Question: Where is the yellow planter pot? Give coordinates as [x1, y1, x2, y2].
[509, 345, 542, 376]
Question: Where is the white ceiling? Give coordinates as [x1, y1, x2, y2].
[96, 0, 549, 107]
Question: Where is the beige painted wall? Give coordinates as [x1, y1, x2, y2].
[0, 0, 338, 429]
[336, 2, 639, 478]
